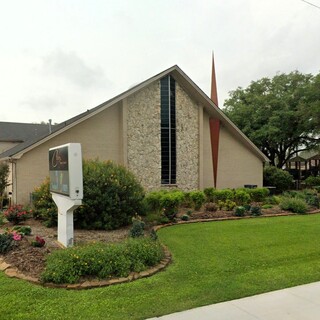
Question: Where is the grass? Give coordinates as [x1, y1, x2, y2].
[2, 214, 320, 319]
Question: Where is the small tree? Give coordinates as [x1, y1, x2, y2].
[0, 162, 10, 209]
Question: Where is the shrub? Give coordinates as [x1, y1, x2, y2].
[204, 202, 218, 212]
[41, 238, 164, 284]
[234, 189, 251, 205]
[188, 191, 206, 210]
[213, 189, 234, 202]
[264, 196, 281, 205]
[247, 188, 270, 202]
[159, 190, 185, 221]
[0, 233, 13, 254]
[234, 206, 246, 217]
[75, 160, 145, 230]
[3, 205, 31, 224]
[203, 187, 215, 202]
[305, 176, 320, 187]
[226, 200, 236, 210]
[129, 216, 145, 238]
[181, 214, 189, 221]
[143, 190, 167, 213]
[302, 189, 319, 208]
[263, 166, 293, 192]
[182, 192, 193, 207]
[280, 197, 308, 214]
[33, 161, 145, 230]
[250, 206, 262, 216]
[32, 177, 57, 227]
[144, 190, 185, 220]
[218, 200, 236, 211]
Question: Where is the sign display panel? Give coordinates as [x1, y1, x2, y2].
[49, 146, 70, 196]
[49, 143, 83, 200]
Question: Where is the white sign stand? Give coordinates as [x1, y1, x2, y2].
[52, 194, 81, 247]
[49, 143, 83, 248]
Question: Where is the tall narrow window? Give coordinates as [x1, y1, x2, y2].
[161, 75, 176, 184]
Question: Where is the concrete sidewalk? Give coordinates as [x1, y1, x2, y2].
[148, 282, 320, 319]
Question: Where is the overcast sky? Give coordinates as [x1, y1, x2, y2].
[0, 0, 319, 124]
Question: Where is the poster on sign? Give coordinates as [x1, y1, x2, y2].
[49, 146, 70, 196]
[49, 143, 83, 200]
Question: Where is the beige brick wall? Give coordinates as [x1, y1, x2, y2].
[217, 125, 263, 188]
[15, 104, 122, 204]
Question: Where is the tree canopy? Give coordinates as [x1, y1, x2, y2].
[224, 71, 320, 168]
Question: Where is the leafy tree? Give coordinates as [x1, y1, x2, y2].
[0, 162, 10, 209]
[224, 71, 320, 168]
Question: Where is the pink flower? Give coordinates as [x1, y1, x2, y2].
[12, 231, 22, 241]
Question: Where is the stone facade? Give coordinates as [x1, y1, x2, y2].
[127, 81, 161, 190]
[175, 83, 199, 190]
[126, 80, 200, 191]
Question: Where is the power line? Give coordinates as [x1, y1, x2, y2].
[301, 0, 320, 10]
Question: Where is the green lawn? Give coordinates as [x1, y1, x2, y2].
[2, 215, 320, 319]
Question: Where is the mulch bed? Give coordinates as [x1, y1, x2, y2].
[0, 219, 130, 280]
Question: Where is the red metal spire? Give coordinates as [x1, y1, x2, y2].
[211, 52, 219, 107]
[209, 52, 220, 188]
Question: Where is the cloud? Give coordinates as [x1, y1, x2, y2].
[41, 50, 111, 89]
[21, 95, 66, 111]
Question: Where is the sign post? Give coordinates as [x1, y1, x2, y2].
[49, 143, 83, 247]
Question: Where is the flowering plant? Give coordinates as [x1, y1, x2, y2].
[31, 236, 45, 247]
[12, 231, 22, 241]
[3, 205, 30, 224]
[4, 228, 24, 241]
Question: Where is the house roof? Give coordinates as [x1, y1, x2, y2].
[299, 149, 320, 161]
[0, 65, 269, 162]
[0, 122, 55, 143]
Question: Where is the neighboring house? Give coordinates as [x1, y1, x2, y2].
[0, 122, 54, 153]
[0, 65, 268, 205]
[286, 148, 320, 182]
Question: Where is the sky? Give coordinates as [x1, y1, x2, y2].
[0, 0, 319, 124]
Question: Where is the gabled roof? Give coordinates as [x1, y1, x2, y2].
[288, 155, 307, 162]
[299, 149, 320, 161]
[0, 65, 269, 162]
[0, 122, 55, 143]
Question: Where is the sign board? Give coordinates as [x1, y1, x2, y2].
[49, 143, 83, 200]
